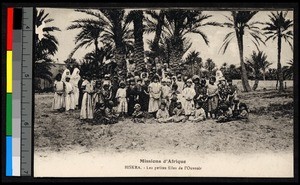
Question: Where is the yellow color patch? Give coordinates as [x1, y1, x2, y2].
[7, 51, 12, 93]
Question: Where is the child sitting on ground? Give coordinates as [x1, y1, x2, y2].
[216, 103, 233, 123]
[189, 102, 206, 122]
[156, 102, 172, 123]
[232, 97, 249, 120]
[132, 103, 144, 123]
[92, 102, 106, 125]
[171, 101, 186, 123]
[104, 101, 118, 124]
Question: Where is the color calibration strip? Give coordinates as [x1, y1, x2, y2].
[6, 7, 26, 177]
[6, 7, 13, 177]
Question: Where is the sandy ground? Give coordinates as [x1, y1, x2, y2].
[34, 84, 294, 177]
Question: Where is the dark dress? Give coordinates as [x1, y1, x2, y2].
[139, 84, 150, 112]
[126, 86, 137, 116]
[193, 83, 201, 105]
[198, 85, 208, 115]
[169, 90, 180, 116]
[218, 84, 229, 105]
[78, 78, 84, 109]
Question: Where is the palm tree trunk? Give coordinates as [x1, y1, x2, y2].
[236, 30, 252, 92]
[277, 35, 284, 92]
[152, 12, 164, 57]
[262, 70, 266, 81]
[252, 79, 259, 90]
[133, 12, 145, 73]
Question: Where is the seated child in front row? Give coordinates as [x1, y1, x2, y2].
[171, 101, 186, 123]
[189, 102, 206, 122]
[132, 103, 144, 123]
[156, 102, 172, 123]
[216, 103, 233, 123]
[104, 101, 118, 124]
[232, 98, 249, 120]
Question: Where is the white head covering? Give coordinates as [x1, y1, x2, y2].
[61, 68, 71, 82]
[71, 67, 81, 87]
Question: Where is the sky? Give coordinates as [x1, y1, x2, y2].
[37, 8, 294, 69]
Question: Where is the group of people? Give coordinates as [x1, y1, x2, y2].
[52, 60, 249, 124]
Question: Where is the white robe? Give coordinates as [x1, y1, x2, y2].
[64, 81, 75, 111]
[70, 68, 81, 106]
[181, 87, 196, 115]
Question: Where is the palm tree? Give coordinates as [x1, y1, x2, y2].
[144, 10, 166, 58]
[126, 10, 145, 73]
[261, 60, 273, 81]
[263, 11, 293, 92]
[219, 11, 265, 92]
[162, 10, 219, 73]
[184, 51, 203, 75]
[204, 58, 216, 77]
[74, 9, 133, 75]
[35, 9, 61, 83]
[282, 59, 293, 80]
[245, 51, 269, 90]
[66, 17, 104, 59]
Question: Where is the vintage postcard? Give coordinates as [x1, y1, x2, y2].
[33, 5, 295, 178]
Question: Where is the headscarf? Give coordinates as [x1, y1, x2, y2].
[70, 67, 81, 87]
[61, 68, 71, 82]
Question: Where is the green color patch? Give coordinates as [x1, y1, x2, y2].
[6, 93, 12, 136]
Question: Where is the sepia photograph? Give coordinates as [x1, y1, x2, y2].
[33, 6, 295, 177]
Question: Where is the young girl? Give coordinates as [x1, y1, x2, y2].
[171, 101, 186, 123]
[181, 79, 196, 116]
[148, 75, 162, 117]
[53, 73, 65, 112]
[156, 102, 171, 123]
[80, 76, 94, 121]
[104, 101, 118, 124]
[115, 81, 128, 117]
[218, 77, 229, 105]
[207, 76, 219, 119]
[232, 97, 249, 120]
[161, 78, 171, 109]
[126, 79, 137, 116]
[140, 78, 150, 112]
[189, 102, 206, 122]
[132, 103, 144, 123]
[169, 84, 181, 116]
[197, 78, 208, 117]
[216, 103, 233, 123]
[176, 74, 184, 93]
[64, 75, 76, 112]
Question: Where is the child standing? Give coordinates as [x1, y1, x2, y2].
[181, 79, 196, 116]
[189, 102, 206, 122]
[169, 83, 181, 116]
[115, 81, 128, 117]
[80, 77, 94, 121]
[126, 79, 137, 116]
[140, 78, 150, 112]
[148, 75, 162, 117]
[161, 78, 171, 109]
[207, 76, 219, 119]
[64, 76, 76, 112]
[53, 73, 65, 112]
